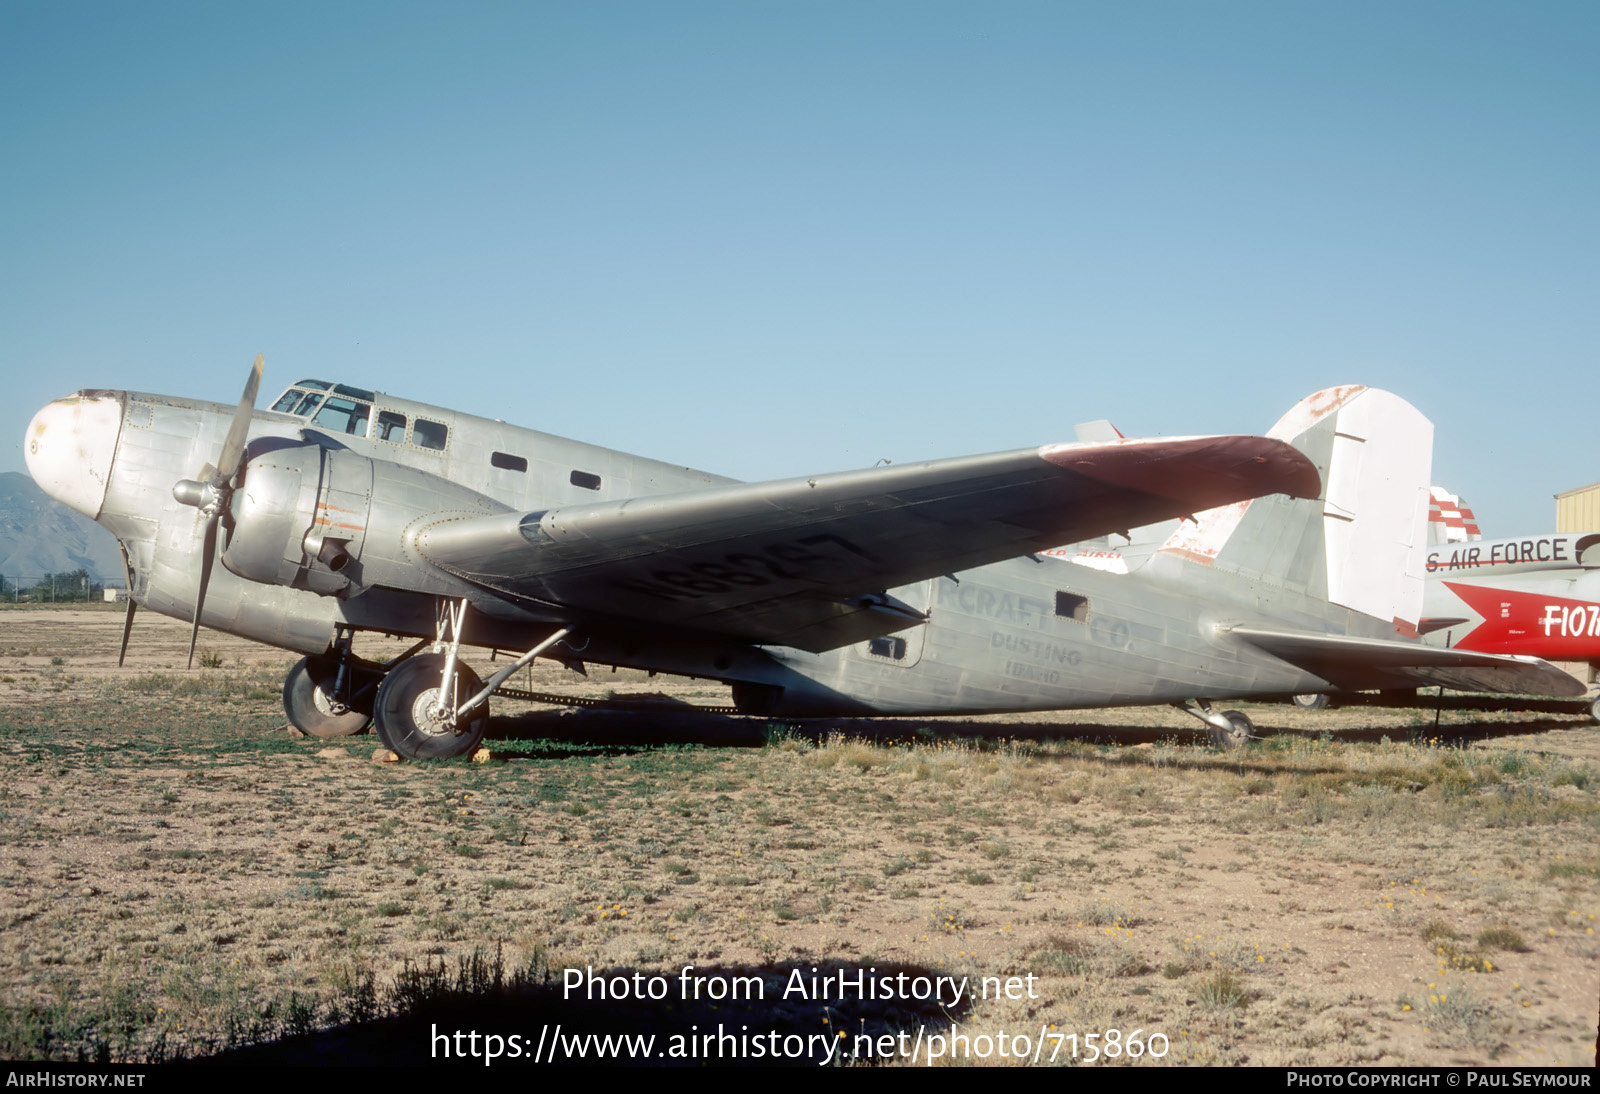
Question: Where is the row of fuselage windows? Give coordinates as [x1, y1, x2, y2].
[492, 453, 604, 491]
[865, 590, 1091, 661]
[271, 383, 602, 491]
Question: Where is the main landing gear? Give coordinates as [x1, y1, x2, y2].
[373, 652, 490, 760]
[282, 631, 380, 738]
[282, 602, 575, 760]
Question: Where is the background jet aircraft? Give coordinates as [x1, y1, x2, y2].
[1411, 493, 1600, 719]
[24, 364, 1580, 758]
[1295, 488, 1600, 716]
[1426, 486, 1482, 545]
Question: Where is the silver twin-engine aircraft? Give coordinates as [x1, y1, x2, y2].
[24, 362, 1581, 758]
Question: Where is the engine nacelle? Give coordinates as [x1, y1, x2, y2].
[224, 445, 368, 594]
[224, 443, 511, 598]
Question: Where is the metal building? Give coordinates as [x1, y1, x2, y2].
[1556, 482, 1600, 533]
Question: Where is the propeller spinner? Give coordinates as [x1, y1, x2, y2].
[172, 354, 264, 668]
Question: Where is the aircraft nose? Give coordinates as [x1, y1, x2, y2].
[24, 392, 126, 519]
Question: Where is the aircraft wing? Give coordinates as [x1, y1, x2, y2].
[412, 434, 1317, 652]
[1223, 625, 1586, 697]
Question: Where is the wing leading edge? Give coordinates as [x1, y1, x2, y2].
[1223, 624, 1585, 697]
[417, 434, 1319, 651]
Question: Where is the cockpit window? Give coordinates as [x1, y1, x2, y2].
[272, 383, 332, 418]
[273, 380, 375, 422]
[271, 390, 326, 417]
[311, 395, 372, 436]
[269, 380, 403, 444]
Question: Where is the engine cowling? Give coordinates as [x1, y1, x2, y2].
[224, 445, 371, 595]
[222, 443, 513, 598]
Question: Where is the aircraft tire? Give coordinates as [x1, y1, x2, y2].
[1291, 693, 1331, 711]
[284, 655, 372, 738]
[1209, 709, 1253, 750]
[374, 653, 489, 760]
[1588, 696, 1600, 725]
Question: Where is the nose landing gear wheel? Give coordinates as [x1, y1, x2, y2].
[373, 653, 489, 760]
[284, 654, 372, 738]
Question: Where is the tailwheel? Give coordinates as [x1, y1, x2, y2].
[1209, 709, 1253, 751]
[373, 653, 489, 760]
[284, 654, 372, 738]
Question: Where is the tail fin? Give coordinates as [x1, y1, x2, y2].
[1427, 486, 1482, 544]
[1072, 419, 1125, 443]
[1158, 386, 1432, 632]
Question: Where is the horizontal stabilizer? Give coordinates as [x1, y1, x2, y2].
[1224, 624, 1584, 697]
[417, 434, 1318, 651]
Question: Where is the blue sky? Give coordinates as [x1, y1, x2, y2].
[4, 1, 1595, 533]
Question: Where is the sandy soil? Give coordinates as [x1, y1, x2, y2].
[0, 608, 1596, 1067]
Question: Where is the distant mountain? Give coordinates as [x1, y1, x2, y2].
[0, 471, 125, 585]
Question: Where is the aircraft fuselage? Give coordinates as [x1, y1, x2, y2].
[737, 550, 1391, 717]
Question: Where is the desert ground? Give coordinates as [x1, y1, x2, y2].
[0, 606, 1595, 1066]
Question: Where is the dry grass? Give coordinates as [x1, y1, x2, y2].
[0, 610, 1596, 1065]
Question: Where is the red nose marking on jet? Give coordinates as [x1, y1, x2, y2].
[1444, 581, 1600, 658]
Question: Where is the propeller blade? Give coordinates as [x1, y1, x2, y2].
[117, 597, 137, 668]
[212, 354, 263, 487]
[187, 511, 221, 669]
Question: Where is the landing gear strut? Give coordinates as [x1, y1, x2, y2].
[283, 641, 375, 738]
[371, 599, 486, 760]
[359, 599, 576, 760]
[374, 652, 490, 760]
